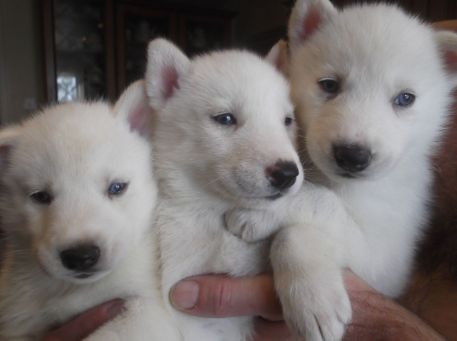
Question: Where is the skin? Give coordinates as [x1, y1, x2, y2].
[401, 271, 457, 340]
[42, 299, 125, 341]
[43, 272, 447, 341]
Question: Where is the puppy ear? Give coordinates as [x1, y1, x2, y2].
[288, 0, 336, 51]
[435, 30, 457, 86]
[114, 80, 152, 137]
[0, 127, 20, 174]
[145, 38, 190, 111]
[265, 40, 290, 77]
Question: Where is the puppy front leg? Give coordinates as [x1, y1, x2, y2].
[84, 298, 180, 341]
[271, 224, 351, 341]
[224, 183, 338, 243]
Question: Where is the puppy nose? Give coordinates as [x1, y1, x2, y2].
[266, 161, 299, 190]
[333, 144, 372, 173]
[60, 244, 100, 272]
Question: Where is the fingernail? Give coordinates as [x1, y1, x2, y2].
[104, 299, 125, 319]
[170, 280, 199, 310]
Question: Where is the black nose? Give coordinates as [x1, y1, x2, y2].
[266, 161, 299, 190]
[60, 244, 100, 272]
[333, 144, 372, 173]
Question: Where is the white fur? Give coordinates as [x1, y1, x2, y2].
[145, 38, 303, 340]
[226, 1, 457, 340]
[0, 81, 179, 340]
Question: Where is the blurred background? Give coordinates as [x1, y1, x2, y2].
[0, 0, 455, 124]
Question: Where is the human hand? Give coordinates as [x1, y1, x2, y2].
[343, 273, 445, 340]
[169, 274, 290, 340]
[170, 272, 445, 341]
[42, 272, 445, 341]
[42, 299, 124, 341]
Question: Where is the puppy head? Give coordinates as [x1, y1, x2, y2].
[146, 39, 303, 206]
[0, 81, 156, 284]
[288, 0, 457, 182]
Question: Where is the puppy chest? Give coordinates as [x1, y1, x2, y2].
[160, 216, 270, 282]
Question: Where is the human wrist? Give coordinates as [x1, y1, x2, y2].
[345, 279, 444, 340]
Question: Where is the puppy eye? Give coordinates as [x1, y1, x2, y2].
[212, 113, 237, 126]
[318, 78, 340, 96]
[284, 117, 293, 126]
[107, 182, 128, 197]
[393, 92, 416, 108]
[30, 191, 53, 205]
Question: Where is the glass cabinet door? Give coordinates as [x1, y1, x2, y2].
[43, 1, 233, 102]
[53, 0, 107, 102]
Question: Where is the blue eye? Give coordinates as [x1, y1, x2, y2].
[212, 113, 237, 126]
[107, 182, 128, 197]
[30, 191, 53, 205]
[394, 92, 416, 107]
[318, 78, 340, 96]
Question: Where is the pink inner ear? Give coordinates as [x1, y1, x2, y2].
[128, 106, 149, 136]
[444, 50, 457, 71]
[161, 66, 179, 99]
[301, 7, 322, 40]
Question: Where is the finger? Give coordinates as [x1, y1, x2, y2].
[170, 274, 283, 320]
[253, 318, 294, 341]
[343, 270, 375, 293]
[43, 299, 125, 341]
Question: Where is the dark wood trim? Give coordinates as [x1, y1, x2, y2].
[115, 4, 177, 94]
[412, 0, 430, 21]
[331, 0, 457, 21]
[42, 0, 57, 103]
[178, 13, 232, 54]
[115, 3, 125, 95]
[116, 0, 237, 19]
[434, 20, 457, 31]
[104, 0, 116, 102]
[245, 26, 287, 55]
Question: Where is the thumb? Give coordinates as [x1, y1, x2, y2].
[169, 274, 283, 321]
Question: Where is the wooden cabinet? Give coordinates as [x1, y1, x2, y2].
[331, 0, 457, 22]
[115, 5, 177, 94]
[43, 0, 235, 102]
[115, 4, 232, 94]
[43, 0, 113, 102]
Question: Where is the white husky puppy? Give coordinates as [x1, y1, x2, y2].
[0, 81, 179, 340]
[225, 1, 457, 340]
[145, 38, 303, 340]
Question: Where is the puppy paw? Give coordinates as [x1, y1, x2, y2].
[277, 269, 352, 341]
[223, 209, 279, 242]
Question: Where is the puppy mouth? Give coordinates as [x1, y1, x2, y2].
[235, 192, 283, 201]
[244, 190, 284, 201]
[266, 192, 283, 200]
[230, 178, 284, 201]
[74, 271, 96, 279]
[67, 269, 109, 283]
[338, 172, 361, 179]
